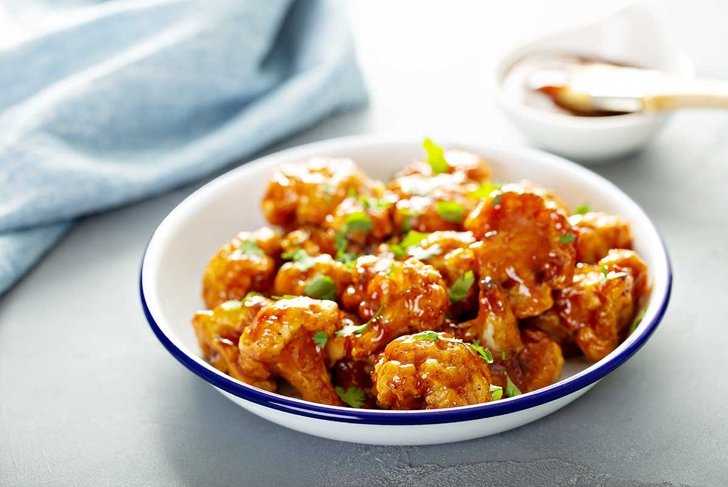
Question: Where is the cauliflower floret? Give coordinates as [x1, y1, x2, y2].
[372, 332, 494, 409]
[261, 158, 381, 228]
[465, 190, 576, 318]
[569, 212, 633, 264]
[237, 297, 343, 405]
[192, 294, 272, 380]
[273, 253, 352, 301]
[202, 227, 281, 308]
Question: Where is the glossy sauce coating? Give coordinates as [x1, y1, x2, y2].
[193, 143, 649, 410]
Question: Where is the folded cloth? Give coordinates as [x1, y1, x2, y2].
[0, 0, 367, 295]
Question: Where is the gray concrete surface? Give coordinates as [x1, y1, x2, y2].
[2, 1, 727, 485]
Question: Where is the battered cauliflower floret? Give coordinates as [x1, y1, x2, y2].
[237, 297, 343, 405]
[280, 227, 336, 257]
[326, 194, 396, 247]
[273, 252, 352, 300]
[569, 212, 633, 264]
[372, 332, 494, 410]
[553, 249, 649, 362]
[340, 256, 450, 359]
[404, 230, 477, 288]
[393, 196, 471, 233]
[393, 148, 491, 183]
[261, 158, 380, 228]
[465, 190, 577, 318]
[192, 294, 272, 381]
[202, 227, 282, 308]
[451, 276, 564, 393]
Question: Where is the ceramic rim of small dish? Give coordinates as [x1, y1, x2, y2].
[139, 138, 673, 426]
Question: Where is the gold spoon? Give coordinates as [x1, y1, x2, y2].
[530, 62, 728, 116]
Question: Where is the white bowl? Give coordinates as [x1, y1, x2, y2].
[492, 4, 693, 163]
[139, 135, 672, 445]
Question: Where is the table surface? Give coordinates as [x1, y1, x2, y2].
[2, 1, 728, 485]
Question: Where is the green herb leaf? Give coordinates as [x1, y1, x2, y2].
[489, 384, 503, 400]
[389, 244, 407, 258]
[505, 375, 522, 397]
[304, 276, 336, 301]
[336, 305, 384, 337]
[436, 201, 465, 223]
[500, 350, 506, 361]
[471, 182, 502, 200]
[491, 192, 502, 207]
[408, 244, 442, 261]
[271, 294, 297, 300]
[282, 248, 315, 271]
[359, 196, 392, 209]
[422, 137, 449, 175]
[575, 204, 590, 215]
[344, 211, 373, 234]
[629, 308, 646, 334]
[232, 239, 264, 258]
[312, 331, 329, 349]
[559, 233, 575, 244]
[243, 291, 264, 304]
[335, 386, 366, 408]
[449, 270, 475, 303]
[600, 265, 609, 282]
[400, 230, 429, 248]
[414, 331, 440, 342]
[468, 342, 494, 363]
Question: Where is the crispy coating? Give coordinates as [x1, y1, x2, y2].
[273, 253, 352, 300]
[192, 294, 272, 381]
[491, 329, 565, 393]
[570, 212, 633, 264]
[341, 256, 450, 359]
[202, 227, 281, 308]
[237, 297, 343, 405]
[262, 158, 379, 228]
[553, 250, 649, 362]
[372, 332, 493, 410]
[280, 227, 336, 257]
[326, 195, 396, 246]
[466, 190, 577, 318]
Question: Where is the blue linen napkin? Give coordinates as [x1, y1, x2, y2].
[0, 0, 367, 295]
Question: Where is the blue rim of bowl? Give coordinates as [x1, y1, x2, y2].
[140, 239, 672, 425]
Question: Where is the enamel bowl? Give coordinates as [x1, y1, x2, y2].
[492, 4, 693, 163]
[139, 136, 672, 445]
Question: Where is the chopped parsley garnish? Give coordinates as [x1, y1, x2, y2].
[347, 188, 358, 198]
[413, 331, 440, 342]
[303, 276, 336, 301]
[489, 384, 503, 400]
[243, 291, 264, 303]
[335, 386, 366, 408]
[359, 196, 392, 209]
[345, 212, 374, 233]
[422, 137, 449, 175]
[500, 350, 506, 361]
[436, 200, 465, 223]
[312, 331, 329, 349]
[336, 305, 384, 337]
[600, 265, 609, 282]
[281, 248, 315, 271]
[449, 270, 475, 303]
[629, 308, 646, 334]
[491, 192, 503, 207]
[468, 342, 494, 363]
[400, 230, 429, 248]
[575, 204, 590, 215]
[232, 239, 264, 258]
[471, 182, 502, 200]
[505, 375, 522, 397]
[559, 233, 575, 244]
[408, 244, 442, 261]
[271, 294, 297, 300]
[220, 300, 242, 310]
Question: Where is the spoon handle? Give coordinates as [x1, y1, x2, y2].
[644, 78, 728, 111]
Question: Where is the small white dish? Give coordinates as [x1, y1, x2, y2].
[492, 4, 693, 163]
[140, 135, 672, 445]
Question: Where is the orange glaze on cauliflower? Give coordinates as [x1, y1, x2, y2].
[372, 332, 494, 409]
[465, 189, 577, 318]
[192, 140, 649, 409]
[202, 227, 282, 308]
